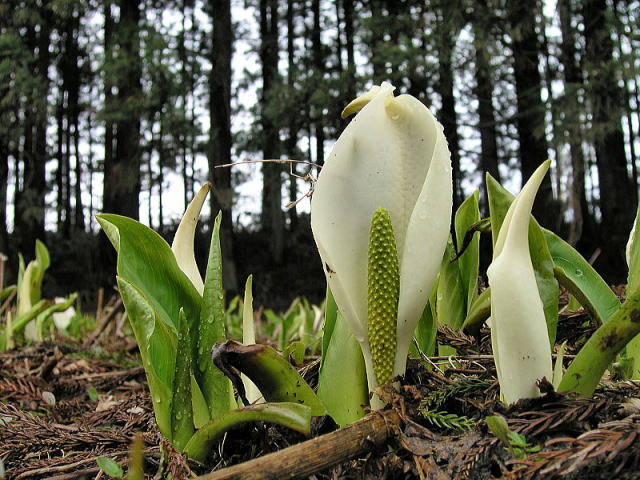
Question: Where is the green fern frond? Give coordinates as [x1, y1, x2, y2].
[419, 409, 475, 432]
[420, 376, 493, 411]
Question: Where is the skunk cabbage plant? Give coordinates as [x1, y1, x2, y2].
[311, 82, 452, 405]
[488, 160, 553, 405]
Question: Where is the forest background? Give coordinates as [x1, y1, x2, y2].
[1, 0, 638, 310]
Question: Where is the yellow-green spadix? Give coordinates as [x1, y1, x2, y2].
[172, 183, 210, 295]
[487, 160, 553, 405]
[310, 82, 453, 405]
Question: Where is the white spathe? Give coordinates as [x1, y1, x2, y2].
[311, 82, 453, 394]
[488, 160, 553, 405]
[172, 184, 210, 295]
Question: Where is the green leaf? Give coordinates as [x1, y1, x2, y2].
[627, 203, 640, 296]
[35, 293, 78, 339]
[543, 229, 620, 324]
[454, 190, 481, 311]
[436, 237, 466, 331]
[486, 415, 512, 445]
[196, 212, 233, 418]
[461, 288, 491, 336]
[317, 311, 368, 426]
[320, 287, 339, 370]
[412, 288, 438, 358]
[183, 402, 312, 462]
[214, 341, 326, 416]
[486, 173, 560, 345]
[559, 291, 640, 396]
[87, 387, 99, 402]
[191, 375, 210, 429]
[0, 285, 16, 302]
[117, 277, 175, 439]
[283, 341, 306, 365]
[171, 309, 195, 451]
[96, 214, 202, 334]
[96, 457, 123, 479]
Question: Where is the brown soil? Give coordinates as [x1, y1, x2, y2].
[2, 308, 640, 479]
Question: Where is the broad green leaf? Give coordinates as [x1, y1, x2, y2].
[411, 286, 438, 358]
[191, 375, 210, 428]
[553, 341, 567, 390]
[283, 340, 306, 365]
[454, 190, 481, 311]
[320, 286, 339, 370]
[183, 402, 312, 462]
[317, 311, 367, 426]
[117, 277, 175, 439]
[35, 293, 79, 340]
[0, 285, 15, 302]
[171, 309, 195, 451]
[486, 173, 560, 345]
[11, 299, 50, 335]
[621, 205, 640, 379]
[462, 288, 491, 336]
[97, 214, 202, 334]
[197, 212, 233, 418]
[215, 341, 326, 416]
[627, 203, 640, 296]
[241, 275, 261, 405]
[559, 290, 640, 396]
[96, 457, 123, 479]
[436, 238, 466, 331]
[543, 229, 620, 324]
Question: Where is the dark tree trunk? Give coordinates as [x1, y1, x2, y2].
[103, 0, 115, 213]
[472, 0, 501, 213]
[26, 9, 50, 245]
[286, 0, 299, 230]
[56, 99, 65, 231]
[311, 0, 325, 168]
[103, 0, 142, 219]
[369, 0, 385, 83]
[507, 0, 555, 229]
[558, 0, 592, 246]
[0, 135, 8, 254]
[343, 0, 356, 102]
[260, 0, 284, 264]
[583, 0, 636, 278]
[17, 9, 51, 247]
[209, 0, 238, 292]
[434, 5, 463, 211]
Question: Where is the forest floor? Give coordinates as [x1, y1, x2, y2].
[2, 291, 640, 480]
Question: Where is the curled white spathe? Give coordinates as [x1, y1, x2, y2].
[172, 183, 210, 295]
[488, 160, 553, 405]
[310, 82, 453, 393]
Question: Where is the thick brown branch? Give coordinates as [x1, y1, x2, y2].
[195, 410, 401, 480]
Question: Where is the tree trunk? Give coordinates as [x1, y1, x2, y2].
[260, 0, 284, 264]
[17, 8, 51, 247]
[343, 0, 356, 102]
[558, 0, 592, 246]
[507, 0, 555, 229]
[472, 0, 501, 213]
[209, 0, 238, 293]
[582, 0, 636, 278]
[286, 0, 299, 230]
[103, 0, 115, 213]
[311, 0, 325, 168]
[434, 5, 463, 211]
[103, 0, 142, 219]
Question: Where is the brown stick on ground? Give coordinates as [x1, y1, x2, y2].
[195, 410, 401, 480]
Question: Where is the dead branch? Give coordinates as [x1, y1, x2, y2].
[194, 409, 401, 480]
